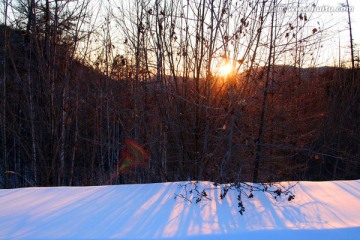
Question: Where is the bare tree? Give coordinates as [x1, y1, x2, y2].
[1, 0, 9, 188]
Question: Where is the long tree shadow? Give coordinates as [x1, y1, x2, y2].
[1, 181, 359, 239]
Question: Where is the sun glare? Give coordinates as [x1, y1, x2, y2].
[217, 63, 233, 76]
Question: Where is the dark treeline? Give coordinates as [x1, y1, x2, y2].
[0, 0, 359, 188]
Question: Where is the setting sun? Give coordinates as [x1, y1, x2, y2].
[217, 63, 233, 76]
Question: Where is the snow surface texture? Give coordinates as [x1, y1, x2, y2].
[0, 180, 359, 239]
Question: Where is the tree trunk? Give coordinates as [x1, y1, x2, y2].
[2, 0, 9, 188]
[253, 0, 276, 183]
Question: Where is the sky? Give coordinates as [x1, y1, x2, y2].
[0, 0, 359, 67]
[101, 0, 360, 68]
[314, 0, 360, 65]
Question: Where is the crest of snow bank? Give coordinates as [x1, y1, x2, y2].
[0, 180, 359, 239]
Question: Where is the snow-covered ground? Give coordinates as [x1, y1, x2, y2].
[0, 180, 359, 239]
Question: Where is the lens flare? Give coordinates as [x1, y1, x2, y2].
[106, 140, 148, 184]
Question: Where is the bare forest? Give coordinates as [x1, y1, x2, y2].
[1, 0, 359, 188]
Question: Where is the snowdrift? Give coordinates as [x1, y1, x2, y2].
[0, 180, 359, 239]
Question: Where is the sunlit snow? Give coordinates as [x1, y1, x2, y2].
[0, 180, 359, 239]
